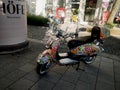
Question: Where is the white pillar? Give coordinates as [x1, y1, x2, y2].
[79, 0, 86, 23]
[0, 0, 28, 54]
[94, 0, 102, 21]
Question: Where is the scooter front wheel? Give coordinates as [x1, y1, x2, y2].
[36, 63, 49, 75]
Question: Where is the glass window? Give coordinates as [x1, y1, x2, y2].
[71, 0, 80, 2]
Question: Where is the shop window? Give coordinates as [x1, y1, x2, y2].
[71, 0, 80, 2]
[84, 0, 97, 22]
[71, 4, 79, 9]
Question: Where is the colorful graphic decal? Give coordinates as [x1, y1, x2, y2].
[56, 8, 65, 19]
[71, 43, 100, 55]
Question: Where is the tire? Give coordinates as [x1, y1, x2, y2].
[84, 56, 96, 64]
[36, 63, 49, 75]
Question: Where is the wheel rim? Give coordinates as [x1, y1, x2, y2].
[39, 64, 47, 74]
[85, 57, 95, 64]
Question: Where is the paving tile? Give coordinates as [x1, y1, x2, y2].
[99, 64, 114, 75]
[85, 64, 99, 76]
[0, 55, 16, 69]
[30, 79, 54, 90]
[53, 79, 75, 90]
[101, 57, 113, 63]
[102, 53, 119, 61]
[5, 69, 26, 82]
[100, 60, 113, 71]
[98, 69, 114, 84]
[14, 49, 37, 60]
[8, 78, 34, 90]
[96, 80, 115, 90]
[19, 63, 35, 73]
[114, 61, 120, 74]
[107, 54, 120, 61]
[115, 82, 120, 90]
[29, 42, 45, 52]
[14, 60, 27, 68]
[61, 67, 82, 84]
[79, 71, 97, 84]
[115, 73, 120, 82]
[101, 53, 110, 58]
[0, 68, 9, 79]
[24, 70, 41, 82]
[29, 86, 41, 90]
[74, 80, 94, 90]
[29, 59, 37, 66]
[91, 56, 101, 64]
[15, 56, 32, 65]
[3, 63, 18, 73]
[0, 77, 14, 90]
[41, 71, 62, 83]
[50, 64, 69, 75]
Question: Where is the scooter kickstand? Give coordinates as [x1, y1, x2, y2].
[76, 62, 85, 71]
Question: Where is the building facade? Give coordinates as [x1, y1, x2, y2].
[26, 0, 116, 23]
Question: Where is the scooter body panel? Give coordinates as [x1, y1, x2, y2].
[59, 58, 78, 65]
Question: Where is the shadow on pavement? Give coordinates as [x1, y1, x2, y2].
[104, 36, 120, 57]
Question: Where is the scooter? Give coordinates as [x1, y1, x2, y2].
[36, 28, 104, 75]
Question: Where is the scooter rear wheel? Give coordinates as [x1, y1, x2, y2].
[84, 56, 96, 64]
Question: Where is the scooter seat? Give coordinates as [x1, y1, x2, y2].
[59, 58, 78, 65]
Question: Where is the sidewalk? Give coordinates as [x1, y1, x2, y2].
[0, 25, 120, 90]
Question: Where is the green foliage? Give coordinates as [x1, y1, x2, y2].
[72, 8, 79, 15]
[27, 15, 50, 26]
[105, 23, 114, 29]
[73, 8, 79, 15]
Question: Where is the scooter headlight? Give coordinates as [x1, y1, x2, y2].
[37, 59, 40, 63]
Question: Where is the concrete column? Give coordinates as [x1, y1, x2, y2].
[0, 0, 29, 54]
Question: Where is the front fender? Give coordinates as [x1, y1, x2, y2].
[37, 55, 50, 64]
[37, 49, 51, 64]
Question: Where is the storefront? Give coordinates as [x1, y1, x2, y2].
[84, 0, 97, 22]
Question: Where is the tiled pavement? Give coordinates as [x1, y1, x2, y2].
[0, 25, 120, 90]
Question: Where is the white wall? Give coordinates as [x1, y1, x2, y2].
[36, 0, 46, 16]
